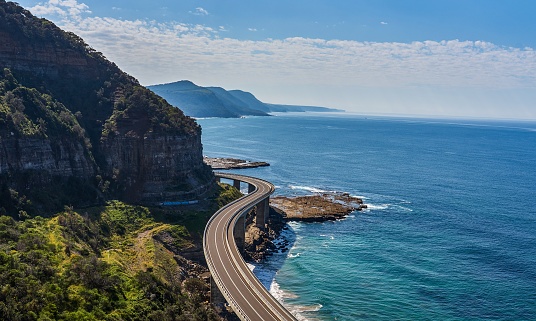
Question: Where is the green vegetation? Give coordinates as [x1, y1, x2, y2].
[0, 0, 200, 139]
[0, 183, 242, 320]
[0, 69, 91, 144]
[0, 201, 224, 320]
[0, 5, 241, 317]
[212, 182, 244, 208]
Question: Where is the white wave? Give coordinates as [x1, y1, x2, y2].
[364, 203, 388, 210]
[254, 225, 323, 321]
[363, 203, 414, 212]
[288, 221, 304, 231]
[269, 280, 283, 301]
[289, 185, 328, 193]
[271, 280, 322, 321]
[394, 204, 414, 212]
[295, 304, 323, 313]
[270, 280, 299, 300]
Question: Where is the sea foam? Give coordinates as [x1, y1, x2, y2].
[289, 185, 328, 193]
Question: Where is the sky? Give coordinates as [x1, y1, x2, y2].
[15, 0, 536, 119]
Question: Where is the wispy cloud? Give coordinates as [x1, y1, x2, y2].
[189, 7, 208, 16]
[24, 2, 536, 117]
[29, 0, 90, 17]
[56, 14, 536, 90]
[381, 21, 388, 25]
[248, 28, 257, 31]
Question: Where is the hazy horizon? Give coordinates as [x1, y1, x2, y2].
[17, 0, 536, 120]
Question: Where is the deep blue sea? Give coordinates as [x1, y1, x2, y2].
[197, 113, 536, 321]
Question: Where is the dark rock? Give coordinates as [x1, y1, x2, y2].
[204, 157, 270, 170]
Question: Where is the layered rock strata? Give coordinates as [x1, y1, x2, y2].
[0, 135, 95, 177]
[102, 133, 214, 203]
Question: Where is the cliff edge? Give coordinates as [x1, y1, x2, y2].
[0, 1, 214, 218]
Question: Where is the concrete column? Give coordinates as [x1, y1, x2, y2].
[248, 183, 255, 194]
[234, 214, 246, 253]
[216, 176, 221, 183]
[233, 179, 241, 190]
[255, 198, 269, 230]
[210, 276, 226, 306]
[264, 197, 270, 226]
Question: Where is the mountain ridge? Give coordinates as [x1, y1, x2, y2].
[148, 80, 344, 118]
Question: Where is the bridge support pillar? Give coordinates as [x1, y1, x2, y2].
[216, 176, 221, 183]
[234, 214, 246, 253]
[210, 276, 226, 306]
[248, 183, 255, 194]
[233, 179, 241, 190]
[255, 198, 270, 230]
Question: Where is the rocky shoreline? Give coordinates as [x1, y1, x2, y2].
[204, 156, 270, 170]
[270, 192, 367, 222]
[244, 191, 367, 262]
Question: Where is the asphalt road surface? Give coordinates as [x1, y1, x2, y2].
[204, 172, 297, 321]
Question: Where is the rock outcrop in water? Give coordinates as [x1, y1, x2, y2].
[203, 156, 270, 170]
[270, 192, 367, 222]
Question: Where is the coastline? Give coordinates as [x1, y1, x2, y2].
[212, 160, 368, 320]
[211, 156, 369, 320]
[242, 191, 368, 321]
[198, 115, 536, 321]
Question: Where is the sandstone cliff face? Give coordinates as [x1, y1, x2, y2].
[0, 3, 214, 216]
[0, 31, 99, 80]
[0, 134, 95, 177]
[101, 133, 214, 203]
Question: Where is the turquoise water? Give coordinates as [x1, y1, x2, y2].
[197, 113, 536, 320]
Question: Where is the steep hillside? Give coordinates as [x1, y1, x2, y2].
[148, 81, 269, 118]
[227, 90, 272, 113]
[148, 81, 240, 118]
[0, 1, 214, 218]
[150, 80, 343, 118]
[206, 87, 268, 117]
[0, 186, 242, 320]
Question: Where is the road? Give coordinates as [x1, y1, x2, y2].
[204, 172, 297, 321]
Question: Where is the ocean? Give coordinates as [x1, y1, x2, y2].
[197, 113, 536, 321]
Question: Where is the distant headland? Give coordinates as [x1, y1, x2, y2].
[148, 80, 344, 118]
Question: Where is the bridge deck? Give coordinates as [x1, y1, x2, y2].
[204, 172, 297, 321]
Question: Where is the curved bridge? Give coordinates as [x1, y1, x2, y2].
[204, 172, 297, 321]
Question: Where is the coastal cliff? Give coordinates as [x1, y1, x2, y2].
[101, 133, 213, 203]
[0, 135, 94, 177]
[0, 1, 214, 217]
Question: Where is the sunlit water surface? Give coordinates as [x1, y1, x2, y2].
[198, 113, 536, 321]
